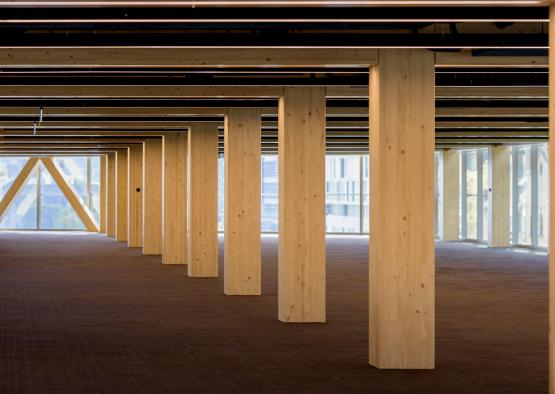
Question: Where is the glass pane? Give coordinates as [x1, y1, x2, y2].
[54, 157, 88, 204]
[466, 150, 478, 240]
[218, 156, 224, 232]
[89, 156, 101, 224]
[517, 146, 532, 245]
[434, 151, 441, 238]
[39, 164, 86, 230]
[0, 166, 38, 229]
[538, 143, 549, 248]
[325, 155, 361, 233]
[362, 155, 369, 233]
[481, 149, 489, 242]
[0, 157, 29, 202]
[261, 155, 278, 232]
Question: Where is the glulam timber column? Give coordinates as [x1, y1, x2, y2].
[369, 49, 435, 369]
[116, 149, 129, 242]
[187, 123, 219, 278]
[99, 155, 107, 234]
[128, 144, 143, 248]
[441, 150, 459, 241]
[548, 4, 555, 392]
[278, 87, 326, 323]
[489, 146, 510, 247]
[106, 152, 116, 237]
[143, 138, 163, 255]
[224, 108, 261, 295]
[162, 132, 187, 264]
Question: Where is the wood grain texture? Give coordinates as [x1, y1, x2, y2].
[162, 133, 187, 264]
[99, 155, 107, 234]
[128, 144, 143, 248]
[369, 49, 435, 369]
[224, 108, 261, 295]
[106, 152, 116, 237]
[278, 87, 326, 323]
[489, 146, 511, 247]
[41, 157, 98, 232]
[442, 150, 460, 241]
[143, 139, 163, 255]
[188, 123, 219, 278]
[116, 149, 128, 242]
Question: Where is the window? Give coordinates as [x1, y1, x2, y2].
[510, 143, 549, 249]
[0, 156, 101, 231]
[459, 148, 489, 242]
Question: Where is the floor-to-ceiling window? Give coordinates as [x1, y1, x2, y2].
[217, 154, 370, 234]
[459, 148, 489, 242]
[0, 156, 101, 231]
[511, 143, 548, 249]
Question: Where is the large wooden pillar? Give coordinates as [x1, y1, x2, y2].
[162, 132, 187, 264]
[489, 146, 511, 247]
[369, 49, 435, 369]
[99, 155, 107, 234]
[128, 144, 143, 248]
[106, 152, 116, 237]
[187, 123, 219, 278]
[143, 138, 163, 255]
[548, 5, 555, 393]
[116, 148, 128, 242]
[442, 150, 460, 241]
[224, 109, 261, 295]
[278, 87, 326, 323]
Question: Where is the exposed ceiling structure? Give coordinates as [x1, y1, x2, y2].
[0, 1, 549, 154]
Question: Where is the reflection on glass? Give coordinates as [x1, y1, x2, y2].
[0, 157, 28, 202]
[39, 165, 85, 230]
[325, 155, 360, 233]
[261, 155, 278, 232]
[538, 144, 549, 248]
[481, 149, 489, 242]
[0, 166, 38, 229]
[466, 150, 478, 240]
[517, 146, 532, 245]
[218, 157, 224, 231]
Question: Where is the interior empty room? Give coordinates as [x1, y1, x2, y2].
[0, 0, 553, 393]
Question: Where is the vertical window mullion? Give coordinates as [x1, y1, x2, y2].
[36, 164, 41, 230]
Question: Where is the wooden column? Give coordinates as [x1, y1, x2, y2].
[143, 138, 163, 255]
[162, 132, 187, 264]
[99, 155, 107, 234]
[116, 149, 128, 242]
[128, 144, 143, 248]
[106, 152, 116, 237]
[369, 49, 435, 369]
[278, 87, 326, 323]
[224, 108, 261, 295]
[548, 5, 555, 393]
[489, 146, 511, 247]
[188, 123, 219, 278]
[442, 150, 460, 241]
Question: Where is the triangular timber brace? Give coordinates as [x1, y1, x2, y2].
[0, 157, 99, 232]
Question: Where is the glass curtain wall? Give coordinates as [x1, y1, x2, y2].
[217, 154, 370, 234]
[0, 156, 101, 230]
[459, 148, 489, 242]
[510, 143, 549, 248]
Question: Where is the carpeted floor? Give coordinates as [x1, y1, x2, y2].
[0, 232, 548, 393]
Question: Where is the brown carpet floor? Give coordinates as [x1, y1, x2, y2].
[0, 233, 548, 393]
